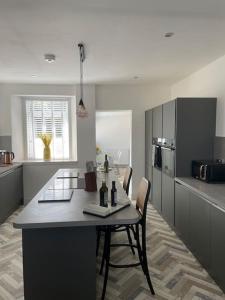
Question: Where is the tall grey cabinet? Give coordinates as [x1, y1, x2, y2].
[146, 98, 217, 226]
[161, 100, 176, 225]
[152, 105, 162, 210]
[145, 109, 153, 183]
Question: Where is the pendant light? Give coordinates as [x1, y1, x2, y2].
[77, 43, 88, 118]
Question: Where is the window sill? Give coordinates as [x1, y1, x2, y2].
[16, 159, 78, 166]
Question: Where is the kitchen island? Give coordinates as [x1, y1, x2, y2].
[14, 169, 139, 300]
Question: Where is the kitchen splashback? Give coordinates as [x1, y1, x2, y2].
[0, 136, 12, 151]
[214, 136, 225, 160]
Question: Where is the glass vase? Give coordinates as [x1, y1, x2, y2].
[44, 146, 51, 161]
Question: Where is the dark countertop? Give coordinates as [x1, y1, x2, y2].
[0, 163, 23, 177]
[175, 177, 225, 211]
[14, 169, 140, 229]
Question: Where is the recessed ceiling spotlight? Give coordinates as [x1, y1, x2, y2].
[164, 32, 174, 38]
[44, 53, 56, 63]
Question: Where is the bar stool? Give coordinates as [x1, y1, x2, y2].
[96, 167, 134, 257]
[100, 178, 155, 300]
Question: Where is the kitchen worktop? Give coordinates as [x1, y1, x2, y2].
[175, 177, 225, 210]
[0, 163, 23, 176]
[14, 169, 140, 229]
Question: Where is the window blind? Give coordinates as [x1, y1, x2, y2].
[25, 99, 70, 160]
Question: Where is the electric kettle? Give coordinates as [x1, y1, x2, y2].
[2, 151, 15, 164]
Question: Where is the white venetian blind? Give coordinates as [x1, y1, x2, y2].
[25, 99, 70, 160]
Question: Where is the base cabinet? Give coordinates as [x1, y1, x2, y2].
[152, 167, 162, 212]
[0, 166, 23, 224]
[211, 205, 225, 292]
[189, 193, 210, 269]
[175, 182, 190, 244]
[175, 181, 225, 293]
[162, 174, 174, 226]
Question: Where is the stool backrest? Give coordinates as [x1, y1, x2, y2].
[136, 178, 151, 218]
[123, 167, 133, 195]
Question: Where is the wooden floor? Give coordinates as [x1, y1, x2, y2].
[0, 204, 225, 300]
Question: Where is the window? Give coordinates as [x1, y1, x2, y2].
[25, 98, 71, 160]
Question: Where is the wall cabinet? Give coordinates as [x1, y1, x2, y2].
[162, 100, 176, 141]
[0, 166, 23, 224]
[152, 105, 162, 138]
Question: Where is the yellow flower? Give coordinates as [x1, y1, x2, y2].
[38, 133, 52, 147]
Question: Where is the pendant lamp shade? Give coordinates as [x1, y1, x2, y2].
[77, 43, 88, 118]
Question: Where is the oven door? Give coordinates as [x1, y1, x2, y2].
[152, 144, 162, 170]
[161, 146, 175, 177]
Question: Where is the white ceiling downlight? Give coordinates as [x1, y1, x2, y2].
[44, 54, 56, 63]
[164, 32, 175, 38]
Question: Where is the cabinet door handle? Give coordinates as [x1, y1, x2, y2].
[176, 181, 182, 185]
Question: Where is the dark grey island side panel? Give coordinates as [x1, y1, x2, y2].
[23, 226, 96, 300]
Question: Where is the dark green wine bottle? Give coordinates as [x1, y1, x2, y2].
[104, 154, 109, 173]
[99, 181, 108, 207]
[111, 181, 117, 207]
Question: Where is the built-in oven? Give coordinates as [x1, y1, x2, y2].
[161, 139, 176, 178]
[152, 138, 162, 170]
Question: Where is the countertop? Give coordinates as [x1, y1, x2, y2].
[14, 169, 140, 229]
[175, 177, 225, 211]
[0, 163, 23, 176]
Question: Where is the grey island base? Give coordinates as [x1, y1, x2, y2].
[14, 169, 140, 300]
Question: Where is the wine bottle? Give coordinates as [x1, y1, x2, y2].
[104, 154, 109, 173]
[99, 181, 108, 207]
[111, 181, 117, 207]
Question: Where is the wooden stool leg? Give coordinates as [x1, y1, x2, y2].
[142, 222, 155, 295]
[136, 224, 146, 275]
[126, 227, 135, 255]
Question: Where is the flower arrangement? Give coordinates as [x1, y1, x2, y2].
[96, 145, 102, 155]
[38, 133, 52, 160]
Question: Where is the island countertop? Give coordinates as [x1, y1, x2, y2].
[14, 169, 140, 229]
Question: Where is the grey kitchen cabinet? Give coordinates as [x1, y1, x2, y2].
[152, 167, 161, 212]
[175, 182, 190, 244]
[145, 109, 153, 182]
[176, 98, 216, 177]
[163, 100, 176, 141]
[162, 173, 175, 226]
[189, 192, 211, 269]
[0, 166, 23, 224]
[210, 205, 225, 292]
[152, 105, 162, 138]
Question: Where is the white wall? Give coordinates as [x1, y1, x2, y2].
[171, 54, 225, 137]
[96, 111, 131, 165]
[96, 83, 171, 195]
[0, 83, 96, 166]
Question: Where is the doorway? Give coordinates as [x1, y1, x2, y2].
[96, 110, 132, 169]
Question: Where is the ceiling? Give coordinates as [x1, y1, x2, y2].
[1, 0, 225, 84]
